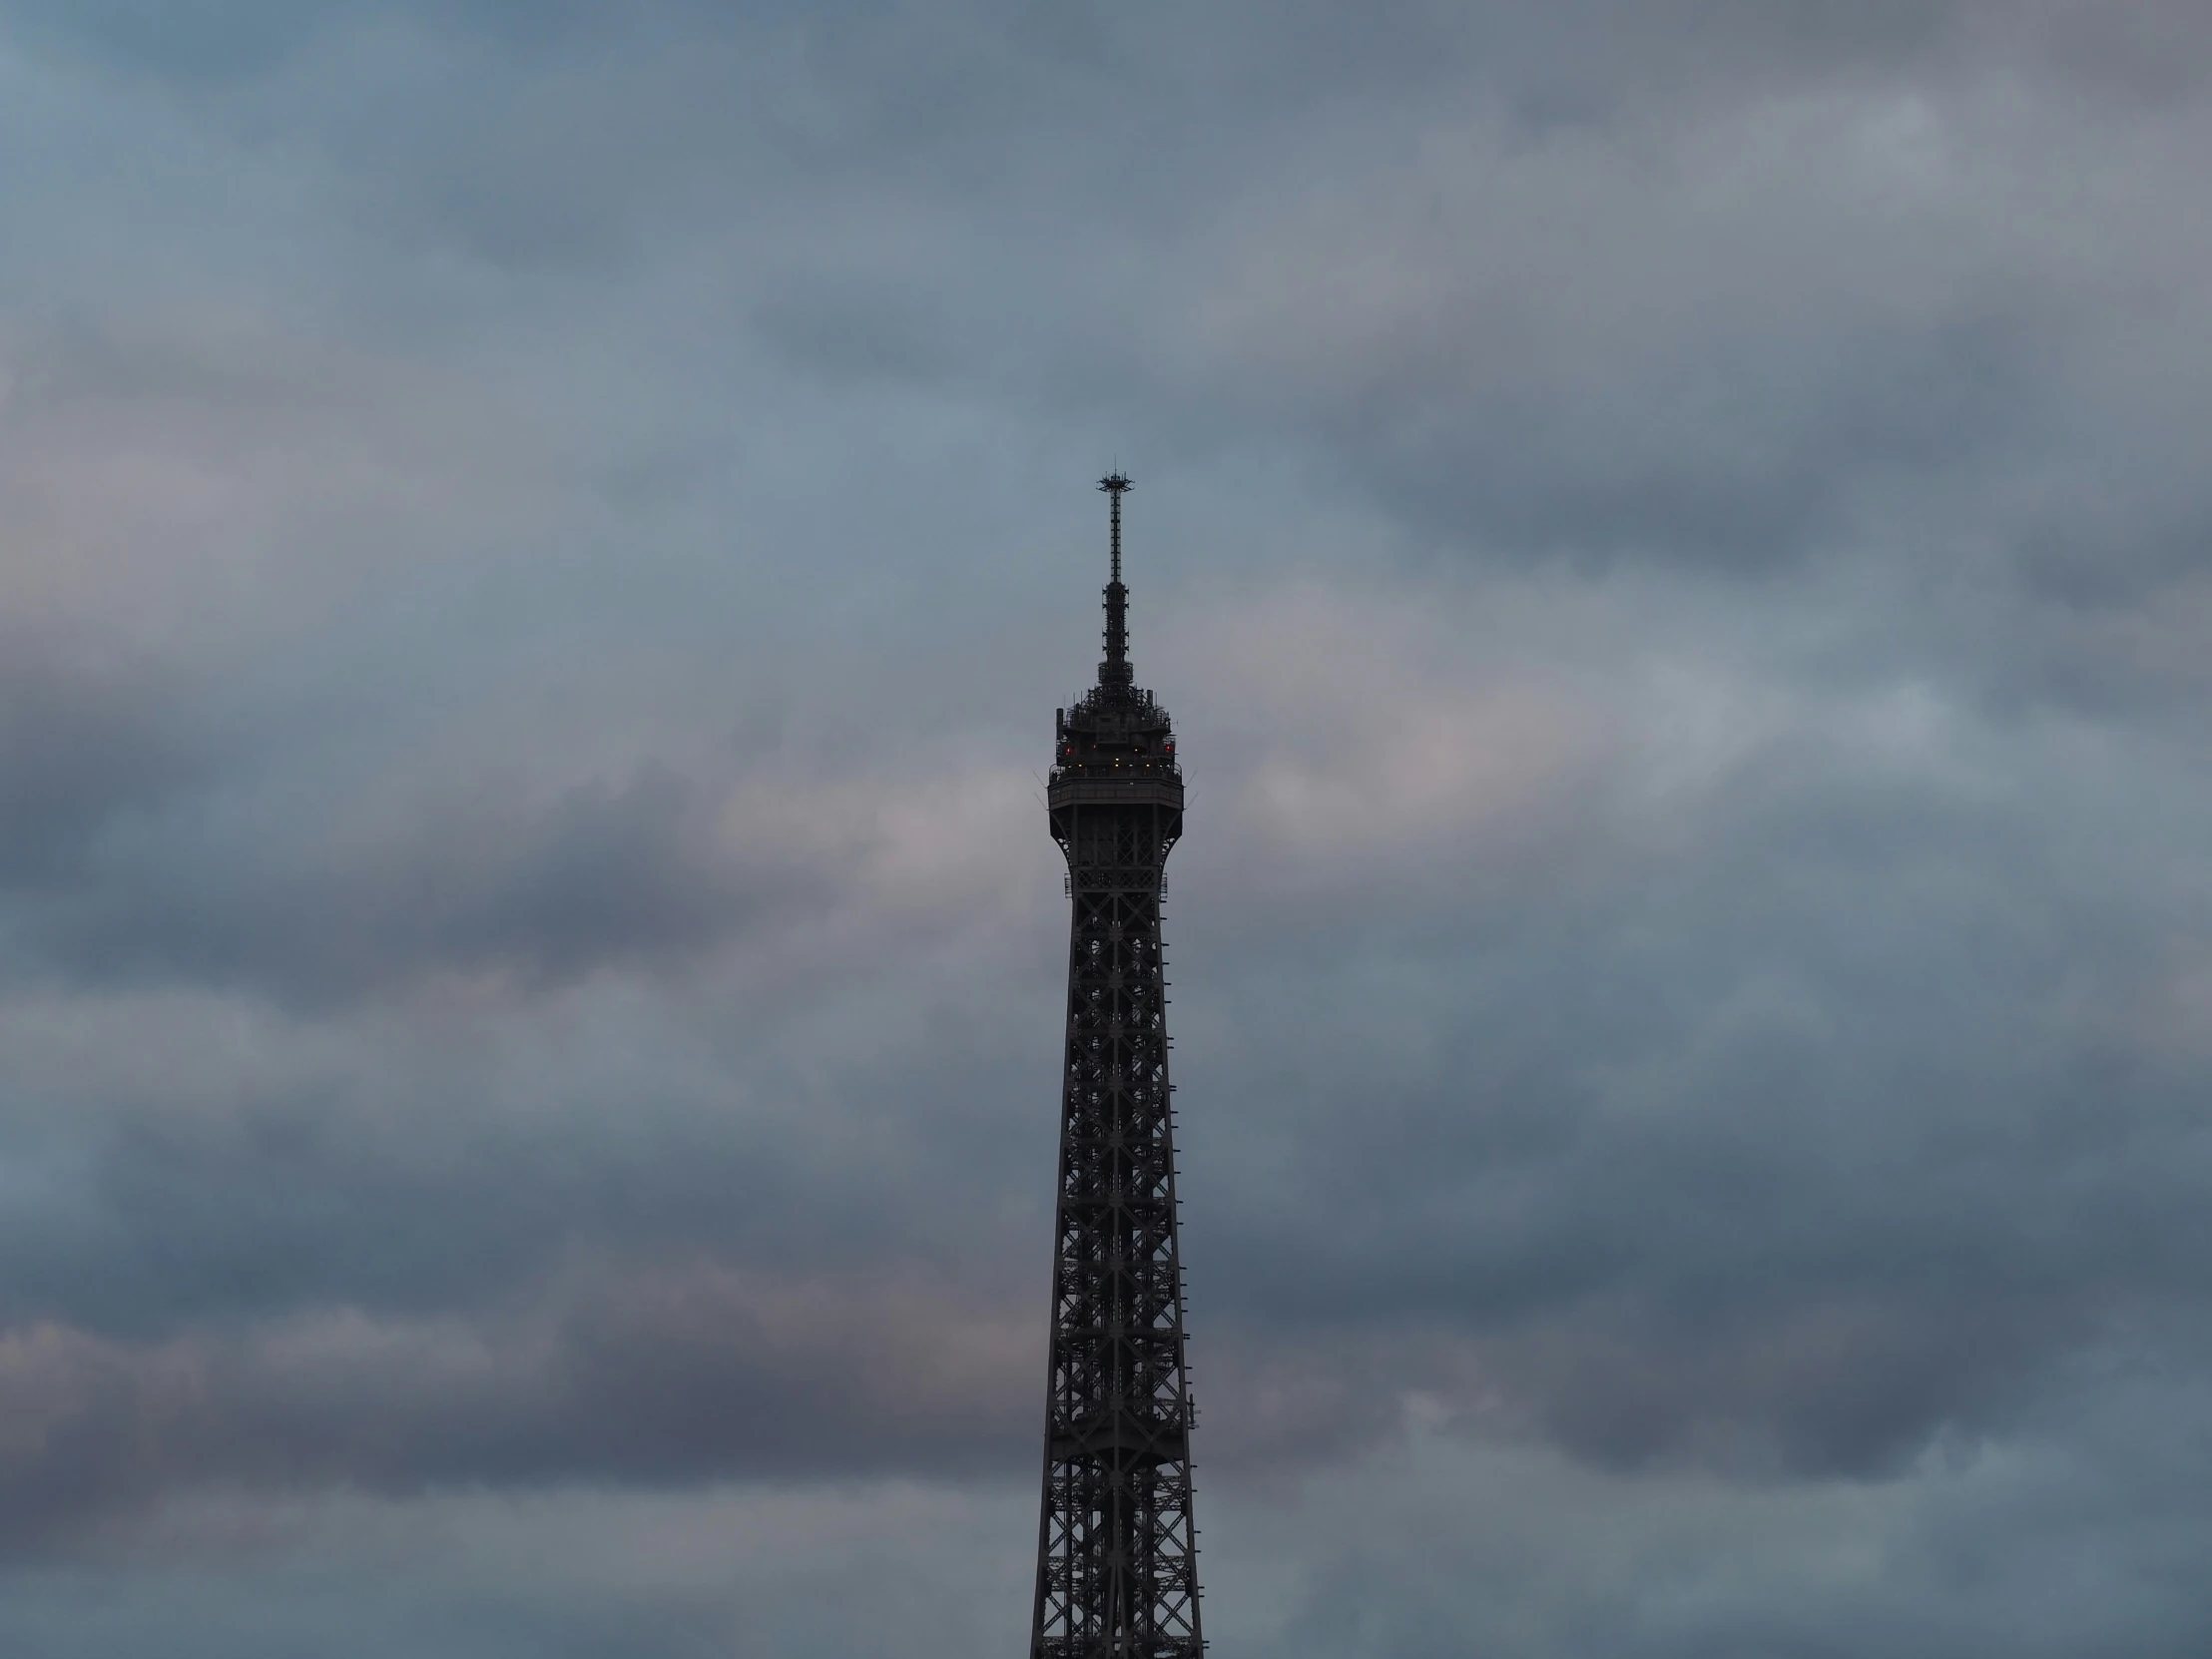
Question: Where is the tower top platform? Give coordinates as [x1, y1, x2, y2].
[1049, 474, 1181, 808]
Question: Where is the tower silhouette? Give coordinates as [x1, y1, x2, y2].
[1029, 474, 1204, 1658]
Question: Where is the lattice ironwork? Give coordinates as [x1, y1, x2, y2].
[1030, 475, 1204, 1659]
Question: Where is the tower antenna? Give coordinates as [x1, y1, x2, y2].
[1098, 471, 1133, 681]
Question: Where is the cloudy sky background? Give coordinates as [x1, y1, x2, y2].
[2, 1, 2212, 1653]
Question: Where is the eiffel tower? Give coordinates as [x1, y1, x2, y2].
[1029, 474, 1204, 1658]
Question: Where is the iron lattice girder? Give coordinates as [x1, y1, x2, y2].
[1030, 658, 1202, 1659]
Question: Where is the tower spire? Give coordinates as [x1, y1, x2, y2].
[1098, 472, 1133, 689]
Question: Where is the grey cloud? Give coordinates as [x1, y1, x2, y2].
[1149, 623, 2212, 1477]
[0, 0, 2206, 1651]
[1195, 1358, 2212, 1659]
[5, 760, 833, 1006]
[20, 0, 2206, 604]
[0, 642, 202, 888]
[0, 1258, 1034, 1550]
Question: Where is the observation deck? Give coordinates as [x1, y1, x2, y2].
[1048, 686, 1183, 812]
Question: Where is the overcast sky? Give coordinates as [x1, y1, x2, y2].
[2, 2, 2211, 1654]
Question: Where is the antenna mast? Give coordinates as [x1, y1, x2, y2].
[1098, 472, 1133, 686]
